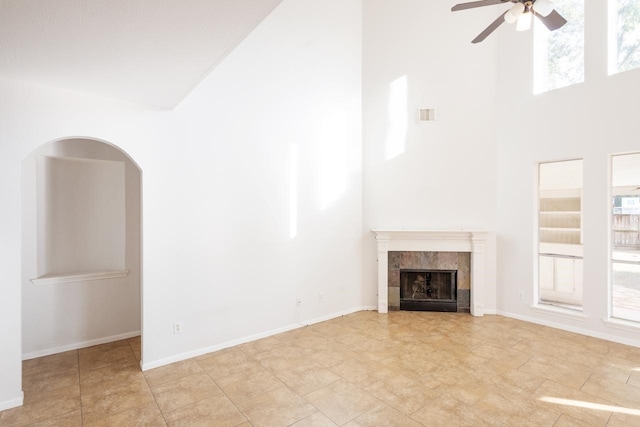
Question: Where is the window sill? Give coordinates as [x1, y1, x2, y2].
[602, 318, 640, 333]
[31, 270, 129, 286]
[530, 303, 588, 321]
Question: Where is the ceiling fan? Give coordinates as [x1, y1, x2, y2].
[451, 0, 567, 44]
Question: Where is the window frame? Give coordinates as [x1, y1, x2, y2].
[536, 159, 584, 309]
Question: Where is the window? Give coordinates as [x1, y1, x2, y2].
[609, 0, 640, 74]
[611, 153, 640, 323]
[534, 0, 585, 94]
[538, 160, 583, 308]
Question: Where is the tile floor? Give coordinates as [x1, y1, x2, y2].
[1, 311, 640, 426]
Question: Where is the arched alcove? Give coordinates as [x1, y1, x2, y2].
[21, 137, 142, 360]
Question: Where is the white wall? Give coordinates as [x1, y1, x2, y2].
[21, 138, 141, 358]
[0, 0, 362, 409]
[495, 0, 640, 346]
[362, 0, 499, 307]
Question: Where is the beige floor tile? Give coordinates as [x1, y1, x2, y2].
[378, 355, 437, 378]
[84, 402, 165, 427]
[164, 395, 246, 427]
[474, 365, 546, 395]
[255, 351, 319, 375]
[237, 336, 284, 356]
[23, 366, 79, 395]
[290, 412, 338, 427]
[364, 375, 438, 415]
[150, 372, 223, 414]
[561, 348, 636, 384]
[196, 347, 255, 380]
[309, 346, 360, 368]
[144, 359, 204, 387]
[204, 359, 267, 382]
[328, 358, 397, 388]
[81, 378, 155, 423]
[22, 350, 78, 377]
[304, 379, 380, 426]
[28, 409, 83, 427]
[236, 386, 316, 427]
[511, 340, 573, 361]
[279, 332, 335, 352]
[581, 374, 640, 408]
[343, 404, 422, 427]
[472, 389, 562, 426]
[519, 356, 592, 390]
[551, 413, 594, 427]
[6, 314, 640, 427]
[607, 412, 640, 427]
[533, 379, 613, 427]
[410, 394, 503, 427]
[475, 347, 533, 372]
[128, 337, 142, 362]
[215, 365, 283, 404]
[0, 385, 81, 426]
[80, 361, 144, 396]
[275, 362, 340, 395]
[629, 371, 640, 388]
[439, 346, 491, 370]
[79, 343, 137, 372]
[606, 343, 640, 364]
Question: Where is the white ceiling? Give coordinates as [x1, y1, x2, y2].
[0, 0, 283, 108]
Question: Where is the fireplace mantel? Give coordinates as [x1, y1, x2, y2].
[373, 229, 495, 316]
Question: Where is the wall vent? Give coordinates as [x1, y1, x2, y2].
[418, 108, 435, 122]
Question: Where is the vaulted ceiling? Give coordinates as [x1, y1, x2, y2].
[0, 0, 283, 108]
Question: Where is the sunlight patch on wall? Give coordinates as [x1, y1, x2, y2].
[289, 143, 298, 239]
[384, 75, 408, 161]
[320, 110, 348, 210]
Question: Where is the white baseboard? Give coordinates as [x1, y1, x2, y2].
[497, 310, 640, 348]
[22, 331, 141, 360]
[141, 306, 375, 371]
[0, 393, 24, 411]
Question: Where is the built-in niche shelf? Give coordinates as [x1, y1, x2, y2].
[31, 270, 129, 286]
[36, 155, 127, 281]
[539, 193, 583, 257]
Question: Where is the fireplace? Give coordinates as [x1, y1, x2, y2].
[400, 269, 457, 312]
[373, 229, 496, 316]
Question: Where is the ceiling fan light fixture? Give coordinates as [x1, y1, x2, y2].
[505, 2, 525, 23]
[516, 11, 532, 31]
[532, 0, 554, 17]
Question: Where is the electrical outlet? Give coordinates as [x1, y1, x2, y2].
[296, 298, 302, 306]
[518, 292, 524, 301]
[319, 293, 325, 302]
[173, 321, 183, 334]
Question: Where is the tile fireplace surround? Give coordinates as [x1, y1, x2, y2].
[373, 229, 496, 316]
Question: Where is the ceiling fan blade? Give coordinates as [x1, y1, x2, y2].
[452, 0, 511, 12]
[534, 10, 568, 31]
[472, 11, 508, 43]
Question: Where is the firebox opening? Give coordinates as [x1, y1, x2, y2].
[400, 269, 457, 312]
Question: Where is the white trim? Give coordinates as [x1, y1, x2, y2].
[498, 310, 640, 348]
[141, 306, 375, 371]
[31, 270, 129, 286]
[0, 393, 24, 411]
[22, 330, 140, 360]
[602, 317, 640, 333]
[530, 303, 587, 321]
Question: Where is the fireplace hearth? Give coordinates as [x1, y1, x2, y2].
[400, 269, 457, 312]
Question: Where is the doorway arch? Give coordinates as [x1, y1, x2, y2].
[21, 137, 143, 363]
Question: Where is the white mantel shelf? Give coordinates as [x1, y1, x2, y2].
[373, 229, 496, 316]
